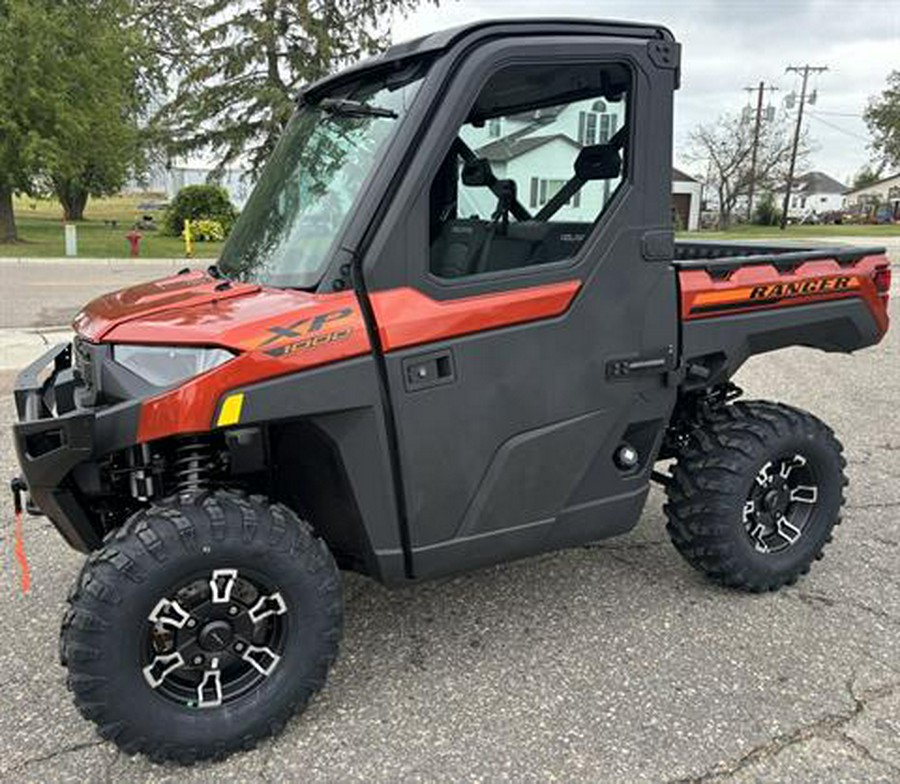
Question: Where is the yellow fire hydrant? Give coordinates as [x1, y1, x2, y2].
[182, 219, 194, 258]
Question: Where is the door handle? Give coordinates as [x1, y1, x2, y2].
[402, 350, 455, 392]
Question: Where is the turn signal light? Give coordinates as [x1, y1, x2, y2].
[874, 266, 891, 309]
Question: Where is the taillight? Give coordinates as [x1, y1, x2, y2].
[874, 265, 891, 308]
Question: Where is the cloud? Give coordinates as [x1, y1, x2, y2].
[392, 0, 899, 181]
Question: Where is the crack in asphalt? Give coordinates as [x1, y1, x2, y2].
[584, 539, 669, 552]
[5, 739, 105, 774]
[792, 589, 900, 629]
[103, 748, 121, 784]
[668, 678, 900, 782]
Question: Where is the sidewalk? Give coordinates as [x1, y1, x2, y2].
[0, 327, 72, 372]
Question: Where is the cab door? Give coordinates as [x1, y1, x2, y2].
[362, 37, 680, 578]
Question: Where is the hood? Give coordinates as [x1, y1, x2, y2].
[73, 270, 364, 354]
[74, 271, 262, 342]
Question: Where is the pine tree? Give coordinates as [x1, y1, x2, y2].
[156, 0, 435, 173]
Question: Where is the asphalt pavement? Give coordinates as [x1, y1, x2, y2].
[0, 248, 898, 782]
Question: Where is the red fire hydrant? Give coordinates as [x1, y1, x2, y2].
[126, 230, 142, 258]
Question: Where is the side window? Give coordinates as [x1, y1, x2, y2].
[429, 62, 630, 280]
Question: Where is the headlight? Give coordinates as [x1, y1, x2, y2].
[112, 345, 235, 387]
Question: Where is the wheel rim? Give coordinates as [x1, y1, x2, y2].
[743, 453, 819, 554]
[141, 568, 288, 708]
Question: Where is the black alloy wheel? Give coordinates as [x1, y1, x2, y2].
[664, 400, 846, 592]
[61, 491, 342, 764]
[742, 452, 819, 554]
[141, 567, 289, 709]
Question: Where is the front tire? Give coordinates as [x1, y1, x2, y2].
[60, 491, 342, 764]
[664, 400, 846, 592]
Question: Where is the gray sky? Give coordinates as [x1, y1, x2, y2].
[390, 0, 900, 184]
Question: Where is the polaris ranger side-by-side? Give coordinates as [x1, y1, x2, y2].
[11, 19, 891, 762]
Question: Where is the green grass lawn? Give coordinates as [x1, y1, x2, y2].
[2, 195, 223, 258]
[679, 224, 900, 240]
[3, 194, 898, 259]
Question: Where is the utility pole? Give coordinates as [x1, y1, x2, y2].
[743, 81, 779, 221]
[780, 64, 828, 230]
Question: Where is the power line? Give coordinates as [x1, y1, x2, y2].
[780, 64, 828, 230]
[806, 112, 870, 142]
[810, 110, 864, 118]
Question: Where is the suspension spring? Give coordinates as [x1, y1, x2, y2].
[172, 439, 213, 495]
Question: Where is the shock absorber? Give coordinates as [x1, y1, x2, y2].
[172, 438, 213, 495]
[128, 444, 155, 501]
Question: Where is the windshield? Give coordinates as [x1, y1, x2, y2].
[219, 64, 427, 288]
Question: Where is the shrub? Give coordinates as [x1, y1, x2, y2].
[190, 218, 225, 242]
[752, 192, 781, 226]
[163, 184, 238, 237]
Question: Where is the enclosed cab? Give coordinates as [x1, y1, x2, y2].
[10, 19, 890, 764]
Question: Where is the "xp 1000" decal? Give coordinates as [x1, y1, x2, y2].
[255, 307, 356, 357]
[263, 327, 354, 357]
[688, 275, 860, 316]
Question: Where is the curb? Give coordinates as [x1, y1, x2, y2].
[0, 257, 192, 266]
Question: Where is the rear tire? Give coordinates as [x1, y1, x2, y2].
[664, 400, 846, 592]
[60, 490, 342, 764]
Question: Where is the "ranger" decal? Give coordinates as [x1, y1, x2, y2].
[749, 276, 855, 302]
[688, 275, 860, 316]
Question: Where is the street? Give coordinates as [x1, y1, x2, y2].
[0, 253, 898, 782]
[0, 259, 181, 330]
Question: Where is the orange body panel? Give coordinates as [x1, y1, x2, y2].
[126, 276, 582, 443]
[369, 280, 582, 351]
[679, 254, 891, 336]
[133, 288, 371, 443]
[92, 252, 887, 445]
[74, 271, 262, 342]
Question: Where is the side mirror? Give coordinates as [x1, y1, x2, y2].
[575, 144, 622, 181]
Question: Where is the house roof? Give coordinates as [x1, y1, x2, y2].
[507, 104, 567, 124]
[843, 171, 900, 196]
[672, 167, 699, 183]
[477, 134, 579, 162]
[477, 135, 699, 188]
[793, 171, 847, 194]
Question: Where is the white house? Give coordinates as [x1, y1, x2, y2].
[672, 168, 702, 231]
[457, 99, 700, 230]
[127, 161, 252, 209]
[777, 171, 846, 220]
[843, 172, 900, 221]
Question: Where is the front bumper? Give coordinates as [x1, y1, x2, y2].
[12, 342, 140, 552]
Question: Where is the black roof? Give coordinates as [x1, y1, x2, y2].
[773, 171, 847, 195]
[477, 133, 579, 162]
[672, 167, 699, 183]
[382, 18, 673, 60]
[304, 18, 674, 99]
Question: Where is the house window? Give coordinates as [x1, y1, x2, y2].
[532, 178, 580, 209]
[578, 112, 598, 145]
[428, 61, 630, 279]
[599, 113, 617, 143]
[580, 111, 617, 145]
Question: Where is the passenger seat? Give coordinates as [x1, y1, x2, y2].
[430, 219, 490, 278]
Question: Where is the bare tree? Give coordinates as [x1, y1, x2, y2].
[685, 112, 809, 228]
